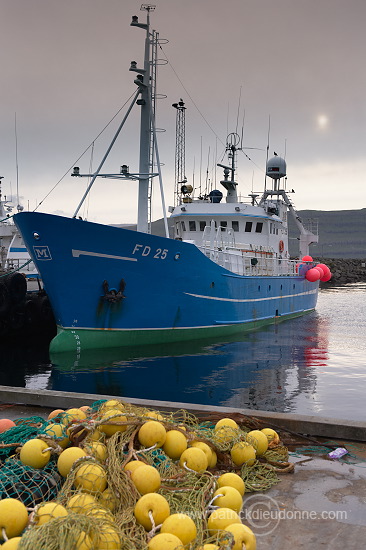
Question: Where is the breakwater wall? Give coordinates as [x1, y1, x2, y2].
[315, 258, 366, 285]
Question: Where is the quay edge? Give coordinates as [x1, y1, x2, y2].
[0, 385, 365, 442]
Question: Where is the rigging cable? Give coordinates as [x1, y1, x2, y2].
[33, 90, 138, 212]
[235, 86, 242, 136]
[14, 113, 20, 209]
[159, 45, 225, 148]
[161, 44, 264, 178]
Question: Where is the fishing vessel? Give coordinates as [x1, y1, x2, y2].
[0, 178, 18, 269]
[0, 178, 37, 278]
[14, 6, 327, 354]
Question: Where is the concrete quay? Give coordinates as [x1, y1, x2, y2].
[0, 385, 365, 442]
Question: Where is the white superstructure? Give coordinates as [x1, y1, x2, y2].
[169, 135, 318, 277]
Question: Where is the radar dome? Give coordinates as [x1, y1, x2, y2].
[266, 156, 286, 179]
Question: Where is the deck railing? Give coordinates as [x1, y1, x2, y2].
[198, 243, 298, 276]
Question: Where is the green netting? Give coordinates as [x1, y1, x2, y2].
[0, 416, 48, 458]
[0, 458, 62, 506]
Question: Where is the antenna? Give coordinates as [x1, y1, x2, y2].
[172, 99, 187, 206]
[264, 115, 270, 192]
[240, 109, 246, 150]
[205, 146, 210, 196]
[199, 136, 202, 197]
[235, 86, 242, 136]
[226, 102, 229, 138]
[15, 113, 20, 211]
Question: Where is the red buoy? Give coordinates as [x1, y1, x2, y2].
[321, 270, 332, 282]
[305, 268, 320, 282]
[314, 266, 324, 278]
[316, 263, 330, 273]
[302, 255, 313, 262]
[316, 263, 331, 281]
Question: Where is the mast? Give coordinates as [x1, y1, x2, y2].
[131, 4, 155, 233]
[72, 5, 162, 231]
[172, 99, 187, 206]
[217, 133, 239, 203]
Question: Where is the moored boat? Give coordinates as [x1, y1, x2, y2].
[0, 177, 37, 278]
[14, 7, 329, 354]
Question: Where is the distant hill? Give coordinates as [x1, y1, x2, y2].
[116, 208, 366, 259]
[288, 209, 366, 259]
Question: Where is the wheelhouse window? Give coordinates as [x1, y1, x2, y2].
[232, 221, 239, 232]
[220, 221, 227, 231]
[189, 220, 196, 231]
[255, 222, 263, 233]
[181, 221, 186, 231]
[199, 221, 206, 231]
[245, 221, 252, 232]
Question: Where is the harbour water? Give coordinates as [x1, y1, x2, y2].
[0, 283, 365, 422]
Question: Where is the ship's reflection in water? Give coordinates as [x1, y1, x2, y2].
[2, 285, 364, 420]
[49, 311, 329, 414]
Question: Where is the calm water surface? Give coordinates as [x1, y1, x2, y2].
[1, 283, 365, 421]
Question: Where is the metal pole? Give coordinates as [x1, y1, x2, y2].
[73, 89, 140, 218]
[149, 97, 169, 239]
[136, 15, 151, 233]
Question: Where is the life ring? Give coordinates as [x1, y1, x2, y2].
[279, 240, 284, 253]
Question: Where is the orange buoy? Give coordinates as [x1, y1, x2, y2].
[0, 419, 16, 434]
[47, 409, 65, 421]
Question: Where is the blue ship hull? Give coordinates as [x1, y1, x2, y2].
[14, 212, 318, 352]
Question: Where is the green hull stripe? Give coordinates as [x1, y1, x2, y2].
[50, 309, 314, 354]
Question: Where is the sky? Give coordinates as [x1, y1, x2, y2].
[1, 0, 366, 225]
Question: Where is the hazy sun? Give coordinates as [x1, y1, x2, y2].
[317, 114, 329, 129]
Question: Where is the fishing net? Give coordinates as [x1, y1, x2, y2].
[0, 458, 61, 506]
[0, 416, 48, 458]
[0, 400, 293, 549]
[18, 512, 121, 550]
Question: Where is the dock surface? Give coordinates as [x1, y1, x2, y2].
[1, 385, 366, 549]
